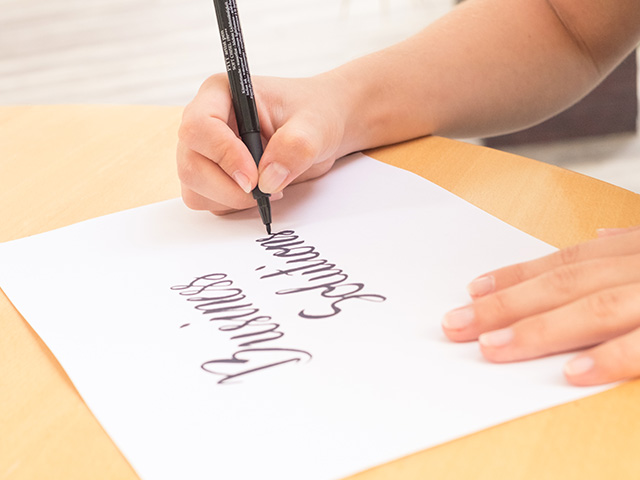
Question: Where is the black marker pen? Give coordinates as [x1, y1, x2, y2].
[212, 0, 272, 234]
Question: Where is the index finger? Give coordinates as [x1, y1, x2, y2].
[467, 227, 640, 298]
[179, 76, 259, 193]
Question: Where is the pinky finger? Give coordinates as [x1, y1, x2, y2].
[564, 326, 640, 386]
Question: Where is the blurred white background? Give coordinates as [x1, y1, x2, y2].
[1, 0, 639, 193]
[1, 0, 451, 104]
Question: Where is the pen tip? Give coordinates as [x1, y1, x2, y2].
[266, 224, 272, 235]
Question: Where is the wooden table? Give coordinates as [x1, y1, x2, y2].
[1, 105, 640, 480]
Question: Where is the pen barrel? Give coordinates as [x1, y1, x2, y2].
[212, 0, 260, 135]
[243, 131, 271, 200]
[241, 131, 263, 168]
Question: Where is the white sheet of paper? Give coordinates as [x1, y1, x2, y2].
[0, 154, 609, 480]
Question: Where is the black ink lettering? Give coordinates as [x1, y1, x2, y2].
[171, 272, 312, 384]
[201, 348, 312, 384]
[256, 231, 387, 318]
[170, 273, 232, 296]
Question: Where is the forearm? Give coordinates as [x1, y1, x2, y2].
[328, 0, 640, 154]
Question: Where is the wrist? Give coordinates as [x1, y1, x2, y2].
[320, 64, 385, 157]
[319, 50, 439, 157]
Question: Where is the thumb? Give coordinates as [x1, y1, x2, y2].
[257, 120, 337, 194]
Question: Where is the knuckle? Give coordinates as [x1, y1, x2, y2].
[181, 188, 204, 211]
[201, 72, 228, 90]
[544, 265, 579, 295]
[480, 290, 512, 321]
[177, 116, 200, 147]
[176, 152, 198, 186]
[587, 290, 622, 324]
[557, 243, 582, 266]
[510, 262, 530, 284]
[214, 140, 240, 169]
[279, 131, 319, 164]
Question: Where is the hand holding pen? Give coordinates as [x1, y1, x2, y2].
[177, 0, 640, 387]
[212, 0, 272, 232]
[176, 1, 349, 225]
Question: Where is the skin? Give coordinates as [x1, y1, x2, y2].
[177, 0, 640, 385]
[443, 226, 640, 386]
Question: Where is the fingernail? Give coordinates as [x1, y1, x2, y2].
[564, 355, 594, 376]
[270, 191, 284, 201]
[231, 171, 252, 194]
[479, 328, 514, 348]
[596, 227, 625, 237]
[467, 275, 495, 297]
[596, 228, 615, 237]
[442, 305, 474, 330]
[259, 163, 290, 193]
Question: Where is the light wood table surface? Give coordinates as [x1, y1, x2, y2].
[1, 105, 640, 480]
